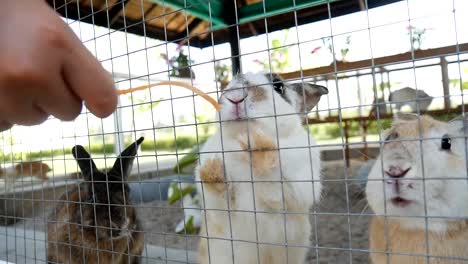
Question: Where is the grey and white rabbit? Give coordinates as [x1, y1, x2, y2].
[196, 72, 327, 264]
[389, 87, 433, 112]
[47, 138, 145, 264]
[366, 114, 468, 263]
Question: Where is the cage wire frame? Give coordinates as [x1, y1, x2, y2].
[0, 0, 466, 264]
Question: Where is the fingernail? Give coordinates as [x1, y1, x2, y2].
[86, 94, 118, 118]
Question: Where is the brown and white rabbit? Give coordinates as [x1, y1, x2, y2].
[196, 72, 327, 264]
[366, 113, 468, 264]
[47, 137, 145, 264]
[0, 161, 51, 180]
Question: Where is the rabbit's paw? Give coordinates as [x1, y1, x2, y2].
[199, 157, 225, 193]
[238, 131, 279, 176]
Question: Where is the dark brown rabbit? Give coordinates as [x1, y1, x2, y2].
[47, 137, 145, 264]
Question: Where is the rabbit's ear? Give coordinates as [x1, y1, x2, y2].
[290, 83, 328, 113]
[264, 72, 284, 93]
[449, 115, 468, 134]
[72, 145, 98, 181]
[110, 137, 144, 179]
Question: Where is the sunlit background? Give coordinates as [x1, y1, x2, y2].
[1, 0, 467, 178]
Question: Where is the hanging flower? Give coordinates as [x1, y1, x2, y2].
[311, 46, 322, 54]
[253, 59, 265, 66]
[406, 26, 433, 51]
[160, 53, 175, 67]
[175, 42, 184, 52]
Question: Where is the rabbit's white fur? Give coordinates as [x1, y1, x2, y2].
[195, 73, 325, 264]
[366, 114, 468, 263]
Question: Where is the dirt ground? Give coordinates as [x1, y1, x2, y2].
[13, 160, 372, 263]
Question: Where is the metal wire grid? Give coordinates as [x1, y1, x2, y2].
[0, 0, 466, 263]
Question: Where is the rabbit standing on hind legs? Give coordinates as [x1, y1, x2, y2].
[196, 73, 327, 264]
[47, 138, 145, 264]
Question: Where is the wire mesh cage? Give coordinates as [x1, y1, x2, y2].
[1, 0, 468, 263]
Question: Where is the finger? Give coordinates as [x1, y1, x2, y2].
[61, 27, 117, 118]
[37, 73, 82, 121]
[0, 121, 12, 132]
[0, 91, 49, 126]
[9, 104, 49, 126]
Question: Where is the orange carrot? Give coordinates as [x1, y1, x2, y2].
[117, 81, 221, 111]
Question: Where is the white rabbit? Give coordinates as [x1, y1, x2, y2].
[366, 113, 468, 264]
[195, 72, 327, 264]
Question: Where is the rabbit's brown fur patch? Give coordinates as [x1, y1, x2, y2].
[199, 157, 225, 193]
[250, 85, 267, 102]
[238, 132, 279, 176]
[370, 216, 468, 264]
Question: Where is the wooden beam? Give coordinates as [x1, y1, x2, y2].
[82, 0, 130, 27]
[148, 0, 226, 27]
[187, 18, 204, 35]
[109, 0, 130, 26]
[282, 43, 468, 80]
[240, 0, 259, 36]
[143, 3, 158, 18]
[358, 0, 366, 10]
[45, 0, 402, 48]
[304, 104, 466, 125]
[174, 18, 204, 46]
[237, 0, 337, 26]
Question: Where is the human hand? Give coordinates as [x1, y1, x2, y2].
[0, 0, 118, 131]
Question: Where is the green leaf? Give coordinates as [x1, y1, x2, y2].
[272, 39, 281, 49]
[461, 81, 468, 90]
[450, 79, 468, 90]
[129, 93, 163, 113]
[177, 215, 200, 234]
[167, 182, 197, 204]
[173, 147, 199, 173]
[167, 182, 182, 204]
[182, 185, 197, 197]
[345, 35, 352, 45]
[340, 48, 349, 58]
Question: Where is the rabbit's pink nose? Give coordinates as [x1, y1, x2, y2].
[385, 166, 410, 178]
[226, 97, 246, 105]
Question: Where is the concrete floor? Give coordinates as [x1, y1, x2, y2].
[0, 226, 196, 264]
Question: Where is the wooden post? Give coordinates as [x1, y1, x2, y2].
[441, 57, 451, 110]
[344, 120, 350, 168]
[362, 119, 368, 161]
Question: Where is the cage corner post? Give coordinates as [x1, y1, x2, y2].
[113, 96, 125, 155]
[225, 0, 241, 75]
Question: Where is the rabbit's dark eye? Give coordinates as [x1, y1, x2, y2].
[441, 134, 451, 150]
[273, 81, 284, 95]
[385, 132, 399, 141]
